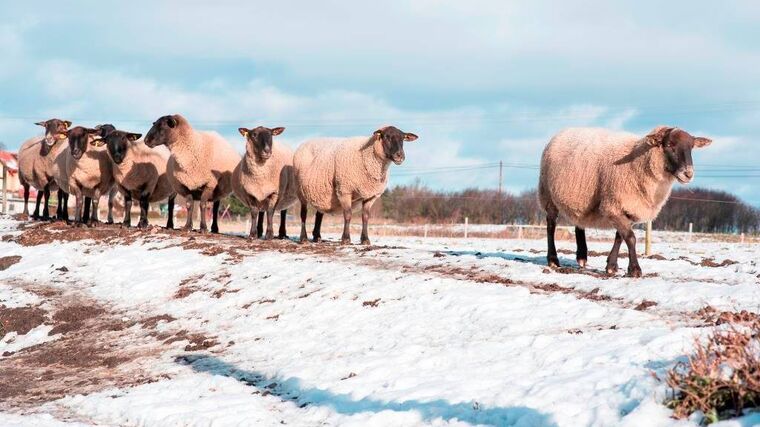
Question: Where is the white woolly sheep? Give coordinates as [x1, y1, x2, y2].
[17, 119, 71, 219]
[61, 126, 115, 226]
[538, 126, 712, 277]
[232, 126, 297, 239]
[293, 126, 418, 245]
[94, 126, 176, 228]
[144, 114, 240, 233]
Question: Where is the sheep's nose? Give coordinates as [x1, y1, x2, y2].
[684, 167, 694, 179]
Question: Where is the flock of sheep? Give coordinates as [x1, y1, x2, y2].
[16, 116, 711, 277]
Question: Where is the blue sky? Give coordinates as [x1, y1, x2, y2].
[1, 1, 759, 204]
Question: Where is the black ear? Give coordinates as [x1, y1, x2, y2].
[167, 116, 177, 128]
[404, 132, 418, 142]
[373, 129, 383, 139]
[127, 133, 142, 142]
[35, 121, 46, 127]
[271, 127, 285, 136]
[84, 127, 100, 134]
[63, 120, 72, 128]
[645, 126, 673, 146]
[238, 128, 249, 137]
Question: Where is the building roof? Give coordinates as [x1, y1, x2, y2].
[0, 151, 18, 173]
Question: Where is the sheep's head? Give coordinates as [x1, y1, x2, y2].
[99, 130, 142, 164]
[373, 126, 418, 165]
[35, 118, 72, 147]
[145, 115, 181, 148]
[94, 123, 117, 140]
[66, 126, 100, 160]
[646, 126, 712, 184]
[238, 126, 284, 162]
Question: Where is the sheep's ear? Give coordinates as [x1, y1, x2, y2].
[693, 137, 712, 148]
[645, 126, 672, 146]
[84, 127, 100, 134]
[271, 127, 285, 136]
[167, 116, 177, 128]
[373, 129, 383, 139]
[90, 139, 106, 147]
[63, 120, 72, 128]
[404, 133, 418, 142]
[127, 133, 142, 142]
[35, 121, 46, 127]
[238, 128, 249, 137]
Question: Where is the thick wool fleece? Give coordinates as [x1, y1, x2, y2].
[294, 135, 390, 213]
[165, 126, 240, 202]
[538, 127, 675, 229]
[112, 141, 174, 202]
[232, 141, 297, 211]
[17, 135, 68, 191]
[65, 143, 114, 199]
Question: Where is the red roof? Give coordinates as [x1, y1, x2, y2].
[0, 151, 18, 173]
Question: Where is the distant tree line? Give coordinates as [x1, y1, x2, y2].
[378, 183, 760, 234]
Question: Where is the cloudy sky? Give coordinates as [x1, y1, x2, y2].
[1, 1, 759, 204]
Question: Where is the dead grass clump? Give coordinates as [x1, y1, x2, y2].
[664, 321, 760, 423]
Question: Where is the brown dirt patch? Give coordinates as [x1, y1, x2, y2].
[697, 306, 760, 326]
[362, 298, 381, 307]
[0, 306, 47, 336]
[0, 255, 22, 271]
[634, 300, 658, 311]
[49, 305, 106, 335]
[699, 258, 739, 268]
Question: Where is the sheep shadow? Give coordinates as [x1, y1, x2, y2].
[443, 250, 579, 268]
[176, 354, 557, 426]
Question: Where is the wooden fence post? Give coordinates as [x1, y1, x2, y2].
[464, 217, 468, 239]
[645, 221, 652, 256]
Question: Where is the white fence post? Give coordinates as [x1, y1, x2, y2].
[464, 217, 469, 239]
[424, 224, 428, 238]
[645, 221, 652, 256]
[740, 232, 745, 244]
[688, 222, 693, 242]
[517, 225, 523, 240]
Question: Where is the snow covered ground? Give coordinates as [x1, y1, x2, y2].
[0, 217, 758, 426]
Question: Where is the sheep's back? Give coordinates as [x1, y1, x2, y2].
[294, 138, 344, 212]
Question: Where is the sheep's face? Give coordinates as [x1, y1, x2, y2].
[35, 118, 72, 147]
[374, 126, 418, 165]
[646, 126, 712, 184]
[145, 115, 179, 148]
[66, 126, 100, 160]
[94, 123, 117, 140]
[99, 130, 142, 164]
[239, 126, 284, 162]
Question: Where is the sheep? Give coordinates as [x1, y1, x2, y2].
[231, 126, 297, 239]
[144, 114, 240, 233]
[93, 126, 176, 228]
[61, 126, 115, 226]
[17, 119, 71, 219]
[538, 126, 712, 277]
[293, 126, 418, 245]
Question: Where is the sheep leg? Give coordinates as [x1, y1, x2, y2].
[74, 193, 84, 227]
[339, 195, 353, 245]
[106, 189, 115, 224]
[82, 197, 91, 225]
[198, 199, 208, 233]
[22, 183, 30, 215]
[183, 199, 194, 231]
[605, 231, 623, 275]
[32, 190, 42, 219]
[299, 204, 308, 243]
[211, 200, 220, 233]
[122, 193, 132, 227]
[256, 211, 264, 239]
[312, 212, 323, 243]
[264, 208, 275, 240]
[575, 227, 587, 268]
[277, 209, 288, 239]
[137, 195, 149, 228]
[89, 194, 101, 227]
[166, 195, 175, 229]
[360, 200, 371, 245]
[619, 227, 642, 278]
[56, 190, 66, 221]
[249, 208, 259, 239]
[545, 215, 560, 268]
[41, 184, 51, 220]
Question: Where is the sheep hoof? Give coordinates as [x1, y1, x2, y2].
[277, 234, 288, 240]
[360, 238, 371, 246]
[312, 236, 322, 243]
[264, 231, 274, 240]
[547, 256, 560, 268]
[211, 225, 219, 234]
[165, 222, 174, 230]
[137, 222, 148, 229]
[577, 258, 587, 268]
[182, 225, 193, 232]
[121, 222, 130, 228]
[88, 220, 99, 228]
[106, 219, 114, 225]
[606, 266, 618, 275]
[627, 266, 642, 278]
[340, 237, 351, 245]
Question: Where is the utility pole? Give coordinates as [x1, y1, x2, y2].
[498, 161, 503, 195]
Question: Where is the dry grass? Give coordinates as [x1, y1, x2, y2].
[664, 320, 760, 423]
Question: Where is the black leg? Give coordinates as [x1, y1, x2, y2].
[60, 191, 69, 222]
[621, 228, 641, 278]
[211, 200, 220, 233]
[575, 227, 587, 268]
[299, 204, 308, 243]
[122, 193, 132, 227]
[56, 189, 63, 220]
[41, 185, 51, 220]
[277, 209, 288, 239]
[22, 183, 30, 215]
[138, 196, 149, 228]
[606, 231, 623, 275]
[166, 195, 175, 229]
[82, 197, 91, 225]
[107, 189, 115, 224]
[32, 190, 42, 219]
[546, 215, 560, 267]
[340, 208, 351, 245]
[313, 212, 323, 242]
[360, 201, 371, 245]
[198, 199, 208, 232]
[256, 211, 264, 239]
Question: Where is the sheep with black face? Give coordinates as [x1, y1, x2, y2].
[95, 127, 176, 229]
[231, 126, 297, 239]
[293, 126, 418, 245]
[61, 126, 114, 226]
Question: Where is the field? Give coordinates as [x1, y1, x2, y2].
[1, 217, 759, 426]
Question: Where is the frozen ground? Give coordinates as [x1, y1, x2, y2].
[0, 217, 758, 426]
